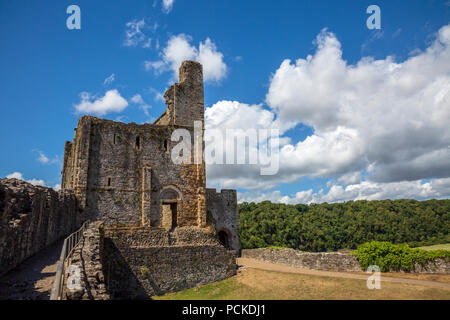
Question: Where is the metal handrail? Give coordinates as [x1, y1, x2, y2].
[50, 221, 89, 300]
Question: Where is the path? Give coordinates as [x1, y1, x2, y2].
[237, 257, 450, 290]
[0, 240, 63, 300]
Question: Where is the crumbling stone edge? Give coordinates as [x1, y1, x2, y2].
[65, 221, 110, 300]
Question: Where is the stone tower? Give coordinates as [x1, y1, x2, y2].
[61, 60, 240, 252]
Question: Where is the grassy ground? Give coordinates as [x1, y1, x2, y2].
[417, 243, 450, 251]
[153, 268, 450, 300]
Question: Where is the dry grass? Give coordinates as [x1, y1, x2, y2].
[417, 243, 450, 251]
[153, 267, 450, 300]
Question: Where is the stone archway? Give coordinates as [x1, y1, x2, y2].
[217, 229, 231, 249]
[160, 186, 181, 231]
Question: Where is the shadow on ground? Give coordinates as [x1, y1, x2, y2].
[0, 239, 63, 300]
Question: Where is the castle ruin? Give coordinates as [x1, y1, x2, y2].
[60, 61, 240, 252]
[0, 61, 241, 299]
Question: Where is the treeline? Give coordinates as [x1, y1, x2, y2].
[238, 199, 450, 252]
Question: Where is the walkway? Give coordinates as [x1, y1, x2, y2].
[0, 240, 63, 300]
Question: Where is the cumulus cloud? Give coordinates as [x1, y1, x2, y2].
[205, 24, 450, 202]
[238, 178, 450, 204]
[5, 172, 61, 191]
[145, 34, 228, 82]
[6, 172, 46, 187]
[264, 24, 450, 184]
[162, 0, 175, 13]
[205, 100, 293, 190]
[74, 89, 128, 116]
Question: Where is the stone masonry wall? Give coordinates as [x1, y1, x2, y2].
[0, 178, 79, 276]
[62, 61, 207, 229]
[65, 221, 110, 300]
[206, 189, 241, 253]
[102, 227, 237, 299]
[242, 248, 450, 274]
[242, 248, 362, 272]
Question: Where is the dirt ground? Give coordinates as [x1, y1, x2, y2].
[238, 258, 450, 289]
[155, 258, 450, 300]
[0, 240, 63, 300]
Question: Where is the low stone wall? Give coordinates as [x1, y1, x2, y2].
[103, 227, 237, 299]
[103, 226, 221, 247]
[242, 248, 362, 272]
[0, 178, 79, 276]
[242, 248, 450, 274]
[412, 259, 450, 274]
[65, 221, 109, 300]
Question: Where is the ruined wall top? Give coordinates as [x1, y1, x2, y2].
[157, 60, 205, 128]
[179, 60, 203, 86]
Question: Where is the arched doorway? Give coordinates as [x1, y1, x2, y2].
[160, 186, 181, 231]
[218, 230, 231, 249]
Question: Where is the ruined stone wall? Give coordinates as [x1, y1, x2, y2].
[206, 189, 241, 253]
[65, 221, 110, 300]
[61, 117, 206, 228]
[242, 248, 363, 272]
[0, 178, 79, 276]
[62, 61, 207, 229]
[242, 248, 450, 274]
[102, 227, 237, 299]
[154, 60, 204, 128]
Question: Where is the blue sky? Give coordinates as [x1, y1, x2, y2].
[1, 0, 449, 203]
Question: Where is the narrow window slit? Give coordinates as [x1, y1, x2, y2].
[136, 136, 141, 149]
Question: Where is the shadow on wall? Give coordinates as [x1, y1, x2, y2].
[102, 238, 151, 299]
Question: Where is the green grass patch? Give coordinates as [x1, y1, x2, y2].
[152, 276, 244, 300]
[417, 243, 450, 251]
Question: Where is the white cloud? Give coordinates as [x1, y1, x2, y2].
[33, 150, 60, 166]
[6, 172, 46, 187]
[198, 38, 228, 82]
[162, 0, 175, 13]
[205, 100, 294, 190]
[205, 24, 450, 202]
[37, 151, 49, 164]
[145, 34, 228, 82]
[131, 94, 144, 105]
[149, 87, 165, 102]
[103, 73, 115, 85]
[74, 89, 128, 116]
[238, 177, 450, 204]
[123, 19, 154, 48]
[264, 24, 450, 184]
[130, 94, 152, 117]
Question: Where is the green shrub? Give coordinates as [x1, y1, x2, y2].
[351, 241, 450, 272]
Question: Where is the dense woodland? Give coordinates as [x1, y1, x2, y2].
[238, 199, 450, 252]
